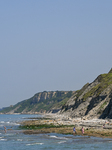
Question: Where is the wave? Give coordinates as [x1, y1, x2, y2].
[49, 135, 68, 140]
[26, 143, 44, 146]
[0, 121, 20, 126]
[0, 121, 5, 123]
[0, 138, 7, 141]
[17, 139, 23, 141]
[58, 141, 66, 144]
[49, 135, 57, 138]
[5, 133, 16, 136]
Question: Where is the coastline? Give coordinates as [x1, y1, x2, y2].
[20, 113, 112, 138]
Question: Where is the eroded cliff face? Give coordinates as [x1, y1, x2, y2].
[60, 70, 112, 119]
[1, 91, 73, 114]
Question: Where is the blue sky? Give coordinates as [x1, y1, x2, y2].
[0, 0, 112, 108]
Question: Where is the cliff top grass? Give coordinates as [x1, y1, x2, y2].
[82, 72, 112, 101]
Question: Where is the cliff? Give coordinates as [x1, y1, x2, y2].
[60, 69, 112, 119]
[1, 69, 112, 119]
[1, 91, 73, 114]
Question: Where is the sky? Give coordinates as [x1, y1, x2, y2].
[0, 0, 112, 108]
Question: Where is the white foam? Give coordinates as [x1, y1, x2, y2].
[0, 121, 5, 123]
[5, 133, 15, 136]
[26, 143, 44, 146]
[50, 135, 68, 140]
[17, 139, 23, 141]
[57, 137, 68, 140]
[58, 141, 66, 144]
[50, 135, 57, 138]
[6, 122, 20, 126]
[0, 121, 20, 126]
[0, 139, 7, 141]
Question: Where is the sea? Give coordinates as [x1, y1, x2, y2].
[0, 114, 112, 150]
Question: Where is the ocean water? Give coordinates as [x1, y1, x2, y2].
[0, 114, 112, 150]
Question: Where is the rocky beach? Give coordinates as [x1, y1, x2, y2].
[20, 113, 112, 138]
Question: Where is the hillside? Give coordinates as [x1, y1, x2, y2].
[60, 69, 112, 119]
[1, 69, 112, 119]
[0, 91, 74, 114]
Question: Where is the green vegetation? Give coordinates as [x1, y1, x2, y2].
[100, 101, 108, 109]
[76, 83, 90, 98]
[82, 72, 112, 101]
[19, 124, 74, 130]
[98, 101, 108, 115]
[0, 91, 73, 113]
[0, 104, 17, 113]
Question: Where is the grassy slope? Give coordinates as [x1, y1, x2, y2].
[82, 72, 112, 101]
[0, 91, 73, 113]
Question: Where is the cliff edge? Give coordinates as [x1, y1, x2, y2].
[60, 69, 112, 119]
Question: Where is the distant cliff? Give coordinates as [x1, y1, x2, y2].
[0, 91, 74, 114]
[60, 69, 112, 119]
